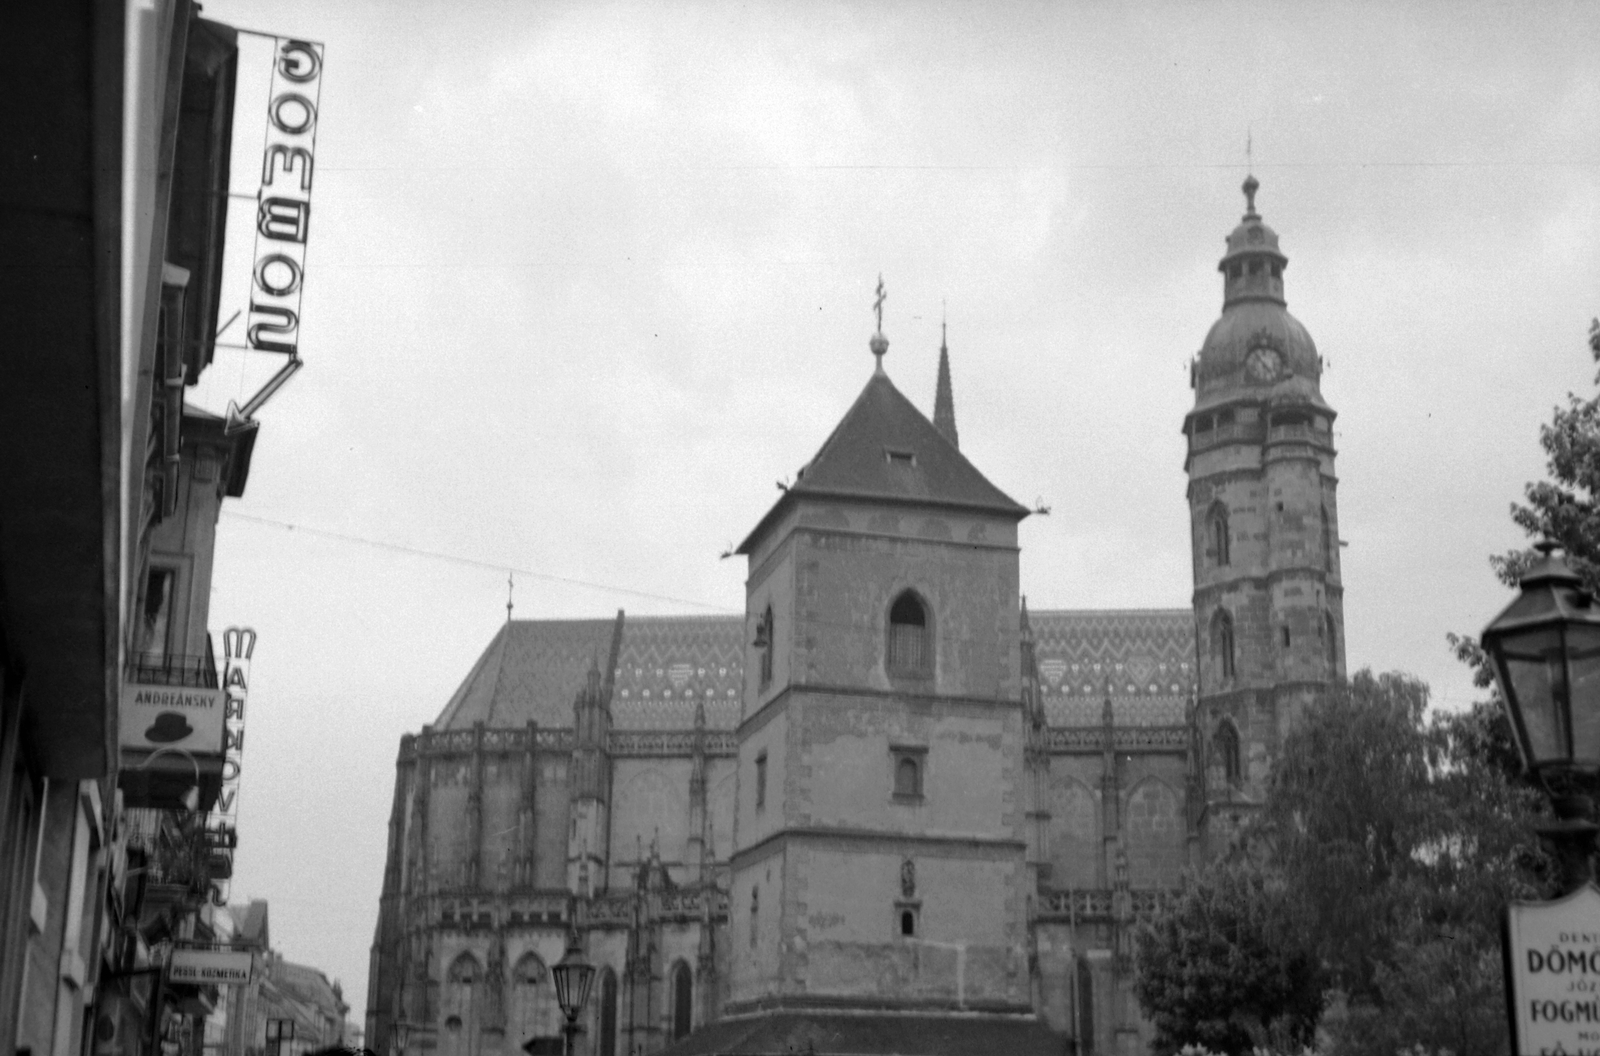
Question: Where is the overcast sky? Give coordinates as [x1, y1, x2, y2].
[196, 0, 1600, 1016]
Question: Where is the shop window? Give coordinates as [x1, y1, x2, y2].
[887, 591, 932, 676]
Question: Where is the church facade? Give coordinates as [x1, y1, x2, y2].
[364, 180, 1345, 1056]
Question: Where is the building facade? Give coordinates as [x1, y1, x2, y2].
[366, 181, 1344, 1056]
[1, 5, 300, 1054]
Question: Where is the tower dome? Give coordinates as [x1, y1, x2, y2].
[1192, 176, 1326, 411]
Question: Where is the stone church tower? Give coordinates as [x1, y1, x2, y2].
[724, 323, 1038, 1035]
[366, 182, 1352, 1056]
[1185, 176, 1346, 844]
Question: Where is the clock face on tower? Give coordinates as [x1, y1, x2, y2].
[1244, 346, 1282, 382]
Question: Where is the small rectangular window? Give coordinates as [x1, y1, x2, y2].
[885, 448, 916, 466]
[755, 751, 767, 811]
[890, 746, 926, 800]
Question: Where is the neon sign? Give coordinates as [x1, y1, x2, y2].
[208, 626, 255, 904]
[226, 38, 324, 435]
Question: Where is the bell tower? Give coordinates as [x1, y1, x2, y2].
[1184, 176, 1345, 844]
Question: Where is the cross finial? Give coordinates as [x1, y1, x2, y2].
[869, 275, 889, 370]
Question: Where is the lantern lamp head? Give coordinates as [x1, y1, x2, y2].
[1481, 542, 1600, 779]
[551, 930, 595, 1022]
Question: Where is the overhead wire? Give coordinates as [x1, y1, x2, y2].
[220, 510, 1198, 660]
[220, 510, 739, 614]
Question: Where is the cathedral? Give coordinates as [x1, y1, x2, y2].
[364, 177, 1346, 1056]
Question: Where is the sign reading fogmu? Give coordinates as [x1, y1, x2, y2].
[1505, 885, 1600, 1055]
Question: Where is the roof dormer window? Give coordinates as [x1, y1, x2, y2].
[885, 448, 916, 466]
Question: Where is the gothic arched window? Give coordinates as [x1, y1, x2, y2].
[887, 591, 932, 676]
[1321, 505, 1335, 571]
[672, 960, 694, 1041]
[1214, 721, 1241, 785]
[512, 952, 557, 1041]
[1207, 503, 1230, 567]
[1077, 958, 1096, 1056]
[598, 968, 618, 1056]
[447, 952, 480, 1025]
[1325, 611, 1339, 676]
[756, 605, 774, 688]
[1212, 610, 1236, 681]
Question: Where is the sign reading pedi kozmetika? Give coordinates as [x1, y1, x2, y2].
[118, 683, 226, 754]
[1506, 885, 1600, 1055]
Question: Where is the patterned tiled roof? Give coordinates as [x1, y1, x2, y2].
[739, 370, 1027, 553]
[611, 615, 744, 730]
[433, 609, 1197, 733]
[1029, 609, 1197, 727]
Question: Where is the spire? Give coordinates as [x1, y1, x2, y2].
[870, 274, 889, 373]
[933, 318, 959, 449]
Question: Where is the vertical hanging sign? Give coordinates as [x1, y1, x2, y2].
[209, 627, 255, 905]
[227, 37, 324, 435]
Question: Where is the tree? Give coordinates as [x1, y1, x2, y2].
[1134, 855, 1324, 1056]
[1454, 321, 1600, 660]
[1136, 671, 1547, 1056]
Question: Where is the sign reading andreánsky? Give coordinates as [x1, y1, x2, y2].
[1506, 885, 1600, 1055]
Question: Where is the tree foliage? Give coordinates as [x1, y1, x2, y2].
[1135, 671, 1547, 1056]
[1453, 325, 1600, 668]
[1134, 857, 1324, 1056]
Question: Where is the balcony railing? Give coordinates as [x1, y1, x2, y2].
[127, 651, 218, 688]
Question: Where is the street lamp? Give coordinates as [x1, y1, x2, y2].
[551, 930, 595, 1056]
[1481, 540, 1600, 890]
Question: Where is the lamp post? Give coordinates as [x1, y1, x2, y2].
[1480, 540, 1600, 892]
[552, 929, 596, 1056]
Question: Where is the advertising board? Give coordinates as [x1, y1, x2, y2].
[1505, 885, 1600, 1056]
[119, 683, 226, 754]
[169, 948, 253, 985]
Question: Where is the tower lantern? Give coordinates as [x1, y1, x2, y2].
[1184, 177, 1344, 843]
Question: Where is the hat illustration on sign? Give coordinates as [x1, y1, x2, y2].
[145, 712, 193, 744]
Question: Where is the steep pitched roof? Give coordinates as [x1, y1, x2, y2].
[433, 617, 621, 729]
[429, 608, 1197, 734]
[227, 899, 269, 948]
[433, 614, 745, 732]
[738, 370, 1027, 554]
